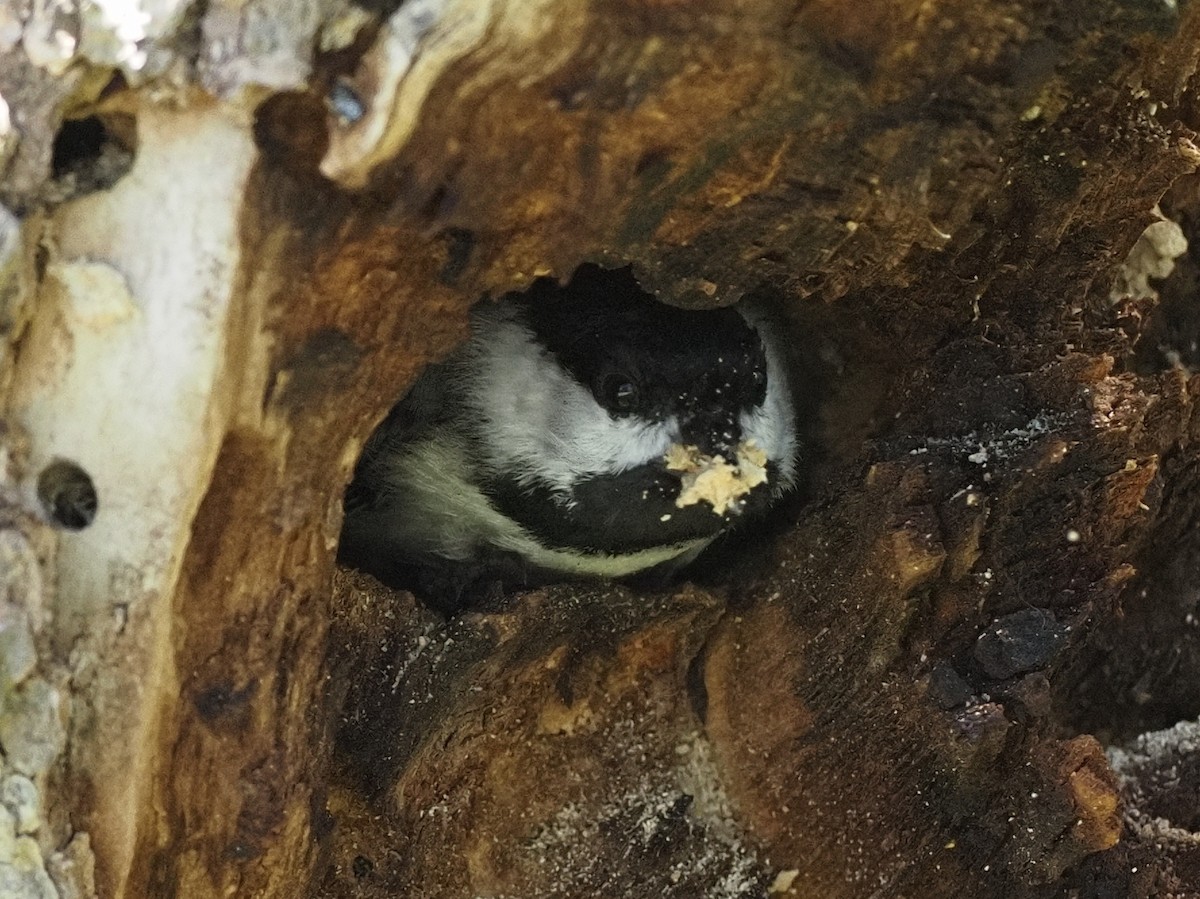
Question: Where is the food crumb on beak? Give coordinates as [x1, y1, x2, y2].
[665, 440, 769, 516]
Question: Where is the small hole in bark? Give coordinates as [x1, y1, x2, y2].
[52, 117, 107, 174]
[37, 459, 98, 530]
[51, 113, 137, 196]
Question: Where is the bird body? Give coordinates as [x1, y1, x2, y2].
[340, 267, 797, 607]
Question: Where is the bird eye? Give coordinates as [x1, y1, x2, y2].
[600, 374, 640, 414]
[750, 368, 767, 400]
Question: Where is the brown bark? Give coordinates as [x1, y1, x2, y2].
[3, 1, 1200, 897]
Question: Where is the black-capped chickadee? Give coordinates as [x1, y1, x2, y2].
[339, 266, 797, 610]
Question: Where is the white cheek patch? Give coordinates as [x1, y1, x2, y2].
[461, 305, 679, 493]
[737, 307, 798, 491]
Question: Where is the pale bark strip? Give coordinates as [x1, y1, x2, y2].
[8, 102, 259, 896]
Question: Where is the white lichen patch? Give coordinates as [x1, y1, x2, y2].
[484, 724, 764, 898]
[519, 779, 761, 898]
[666, 440, 768, 516]
[1108, 717, 1200, 843]
[908, 413, 1072, 469]
[0, 681, 66, 778]
[0, 531, 42, 688]
[0, 770, 56, 899]
[22, 0, 190, 76]
[1, 774, 41, 836]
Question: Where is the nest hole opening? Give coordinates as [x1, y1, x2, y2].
[338, 262, 816, 611]
[50, 112, 137, 197]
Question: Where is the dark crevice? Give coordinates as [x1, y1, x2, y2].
[350, 0, 407, 18]
[50, 112, 137, 197]
[37, 459, 98, 530]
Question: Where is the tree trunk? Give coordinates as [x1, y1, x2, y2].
[2, 1, 1200, 897]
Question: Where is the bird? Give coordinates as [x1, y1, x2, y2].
[338, 265, 798, 612]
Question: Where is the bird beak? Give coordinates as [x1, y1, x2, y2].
[664, 440, 769, 517]
[683, 411, 741, 459]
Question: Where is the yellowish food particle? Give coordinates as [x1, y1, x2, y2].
[665, 439, 769, 516]
[769, 869, 800, 893]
